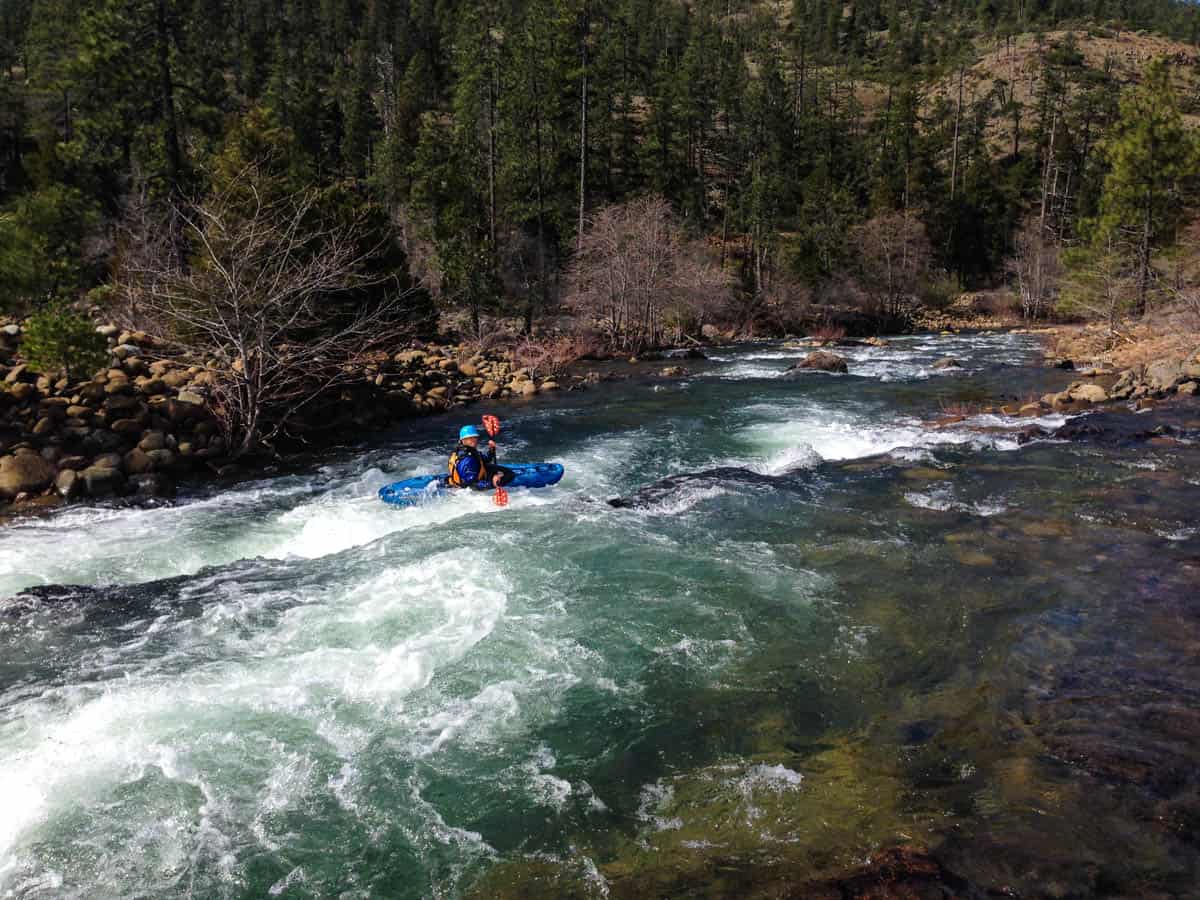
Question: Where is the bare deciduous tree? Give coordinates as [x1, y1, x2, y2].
[565, 196, 731, 353]
[1008, 217, 1063, 320]
[1165, 218, 1200, 328]
[116, 169, 411, 456]
[852, 211, 933, 322]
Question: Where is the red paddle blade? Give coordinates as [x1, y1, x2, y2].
[482, 414, 501, 437]
[493, 486, 509, 507]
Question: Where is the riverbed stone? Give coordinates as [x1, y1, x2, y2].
[138, 431, 167, 452]
[123, 448, 154, 474]
[481, 381, 501, 399]
[55, 469, 81, 499]
[1178, 381, 1198, 396]
[933, 357, 963, 369]
[111, 418, 145, 436]
[519, 381, 539, 397]
[82, 464, 125, 496]
[10, 382, 36, 401]
[0, 453, 55, 499]
[146, 449, 175, 469]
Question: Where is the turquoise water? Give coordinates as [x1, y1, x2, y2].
[2, 335, 1199, 898]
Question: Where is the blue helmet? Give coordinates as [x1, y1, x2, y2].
[459, 424, 481, 440]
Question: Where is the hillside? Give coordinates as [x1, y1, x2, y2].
[0, 0, 1197, 345]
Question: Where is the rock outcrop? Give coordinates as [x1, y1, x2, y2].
[787, 351, 849, 374]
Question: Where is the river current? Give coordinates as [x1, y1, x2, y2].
[2, 334, 1199, 898]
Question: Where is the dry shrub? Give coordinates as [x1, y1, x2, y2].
[511, 334, 591, 380]
[810, 323, 847, 342]
[972, 291, 1022, 319]
[938, 399, 983, 417]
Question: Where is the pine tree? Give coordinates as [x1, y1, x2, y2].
[1092, 59, 1198, 314]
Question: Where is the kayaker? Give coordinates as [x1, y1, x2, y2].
[448, 425, 514, 490]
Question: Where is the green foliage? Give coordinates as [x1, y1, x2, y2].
[1090, 59, 1198, 310]
[2, 0, 1197, 325]
[21, 305, 108, 379]
[0, 186, 99, 311]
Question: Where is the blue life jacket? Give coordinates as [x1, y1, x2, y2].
[448, 443, 494, 487]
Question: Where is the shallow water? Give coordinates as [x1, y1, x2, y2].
[2, 334, 1198, 898]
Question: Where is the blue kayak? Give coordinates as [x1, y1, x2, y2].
[379, 462, 565, 507]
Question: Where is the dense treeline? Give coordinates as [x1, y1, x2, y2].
[1, 0, 1198, 332]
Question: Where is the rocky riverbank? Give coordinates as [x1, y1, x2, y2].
[0, 322, 570, 511]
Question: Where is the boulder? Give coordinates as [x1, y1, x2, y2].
[480, 381, 501, 399]
[123, 448, 154, 474]
[1, 323, 21, 337]
[665, 348, 707, 360]
[81, 464, 125, 497]
[4, 364, 27, 383]
[1146, 359, 1183, 393]
[1018, 403, 1044, 417]
[162, 370, 191, 389]
[541, 380, 559, 391]
[31, 417, 56, 437]
[788, 351, 849, 374]
[1067, 383, 1109, 404]
[0, 454, 55, 499]
[660, 366, 687, 377]
[458, 361, 480, 378]
[520, 381, 539, 396]
[10, 382, 36, 401]
[110, 418, 145, 436]
[138, 431, 167, 452]
[176, 390, 205, 406]
[394, 350, 426, 367]
[146, 449, 176, 469]
[1179, 381, 1198, 396]
[932, 357, 963, 370]
[96, 324, 120, 338]
[58, 455, 89, 470]
[55, 469, 81, 499]
[701, 323, 722, 340]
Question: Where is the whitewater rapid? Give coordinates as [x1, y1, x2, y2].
[0, 332, 1058, 898]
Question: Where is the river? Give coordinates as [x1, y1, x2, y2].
[2, 334, 1198, 898]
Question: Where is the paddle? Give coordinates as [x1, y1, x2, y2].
[482, 415, 508, 507]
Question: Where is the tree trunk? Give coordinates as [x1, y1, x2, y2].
[156, 0, 186, 268]
[577, 1, 589, 252]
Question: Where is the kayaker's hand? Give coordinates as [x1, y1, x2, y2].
[488, 440, 496, 451]
[492, 473, 503, 488]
